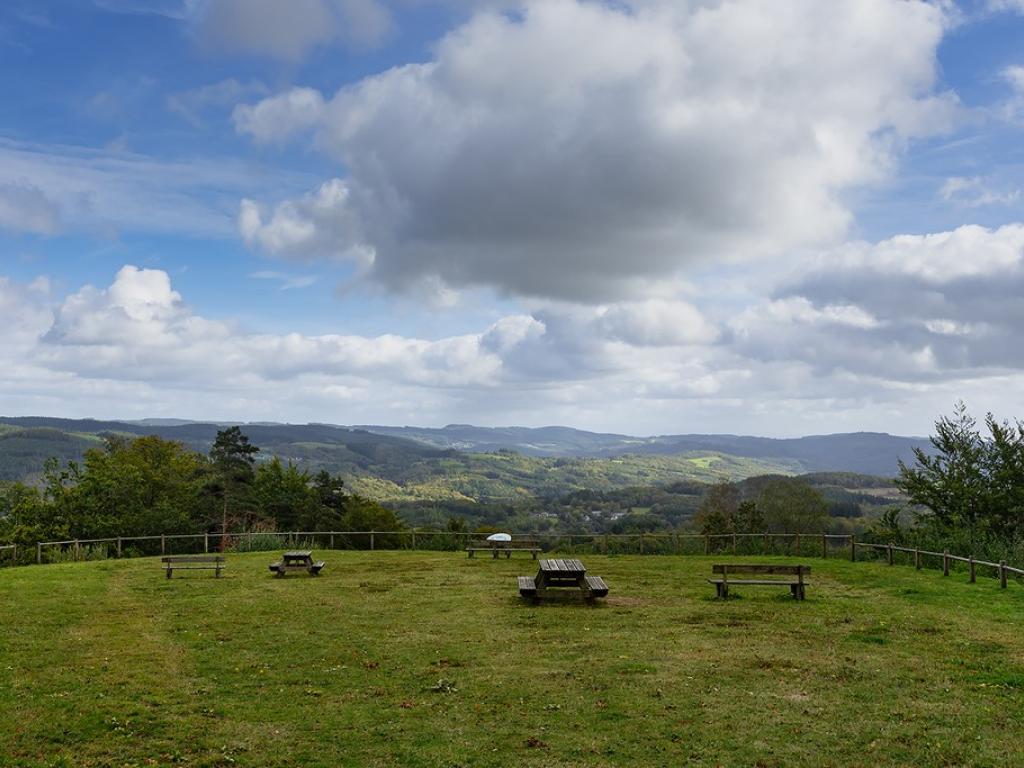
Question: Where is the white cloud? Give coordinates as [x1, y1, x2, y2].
[0, 179, 61, 235]
[239, 178, 373, 264]
[940, 176, 1020, 208]
[818, 224, 1024, 283]
[6, 253, 1024, 436]
[733, 224, 1024, 380]
[232, 88, 325, 143]
[235, 0, 956, 302]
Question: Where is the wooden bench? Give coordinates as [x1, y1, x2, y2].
[584, 575, 609, 597]
[708, 564, 810, 600]
[518, 559, 609, 603]
[517, 575, 537, 597]
[269, 550, 325, 577]
[269, 560, 326, 576]
[162, 555, 225, 579]
[467, 538, 541, 559]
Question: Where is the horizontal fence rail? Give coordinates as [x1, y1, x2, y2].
[2, 531, 1020, 589]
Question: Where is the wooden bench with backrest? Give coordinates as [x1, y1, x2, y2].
[708, 564, 810, 600]
[162, 555, 225, 579]
[466, 537, 541, 559]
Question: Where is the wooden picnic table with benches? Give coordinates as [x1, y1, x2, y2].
[708, 563, 810, 600]
[518, 558, 609, 603]
[269, 550, 325, 577]
[161, 555, 225, 579]
[466, 537, 541, 559]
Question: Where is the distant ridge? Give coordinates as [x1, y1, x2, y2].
[0, 417, 929, 478]
[354, 424, 928, 475]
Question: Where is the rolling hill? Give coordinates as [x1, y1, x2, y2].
[0, 417, 920, 507]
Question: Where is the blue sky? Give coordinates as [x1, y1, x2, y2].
[2, 0, 1024, 436]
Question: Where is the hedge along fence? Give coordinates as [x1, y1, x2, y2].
[14, 531, 1024, 589]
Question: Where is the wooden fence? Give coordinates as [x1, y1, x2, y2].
[5, 531, 1022, 589]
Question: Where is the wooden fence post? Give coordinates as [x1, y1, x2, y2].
[850, 536, 856, 562]
[160, 535, 166, 555]
[763, 531, 769, 555]
[704, 535, 709, 555]
[822, 534, 827, 560]
[887, 543, 893, 565]
[969, 556, 976, 584]
[410, 530, 415, 550]
[915, 548, 921, 570]
[795, 532, 800, 555]
[37, 542, 42, 565]
[1000, 561, 1008, 589]
[370, 531, 375, 551]
[74, 540, 80, 562]
[204, 533, 209, 554]
[639, 533, 645, 555]
[732, 533, 737, 555]
[117, 537, 122, 558]
[943, 550, 950, 577]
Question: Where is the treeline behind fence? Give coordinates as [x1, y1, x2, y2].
[4, 531, 1022, 590]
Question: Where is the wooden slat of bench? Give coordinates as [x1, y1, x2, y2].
[711, 564, 810, 575]
[518, 575, 537, 597]
[585, 575, 609, 597]
[162, 556, 224, 563]
[707, 578, 802, 586]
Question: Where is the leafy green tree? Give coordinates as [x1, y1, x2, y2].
[312, 471, 348, 529]
[757, 478, 828, 533]
[340, 494, 406, 548]
[734, 500, 763, 533]
[254, 458, 320, 531]
[695, 482, 738, 536]
[71, 435, 208, 537]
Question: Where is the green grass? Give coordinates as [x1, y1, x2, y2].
[2, 553, 1023, 767]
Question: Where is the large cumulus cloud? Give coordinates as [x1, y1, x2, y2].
[732, 224, 1024, 378]
[235, 0, 956, 301]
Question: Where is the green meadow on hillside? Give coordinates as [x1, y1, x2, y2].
[2, 553, 1022, 767]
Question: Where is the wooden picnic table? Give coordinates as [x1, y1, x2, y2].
[518, 558, 608, 602]
[269, 550, 325, 577]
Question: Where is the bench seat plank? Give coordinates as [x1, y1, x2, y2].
[585, 575, 609, 597]
[518, 576, 537, 597]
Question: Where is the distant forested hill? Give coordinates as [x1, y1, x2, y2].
[0, 417, 798, 501]
[358, 424, 927, 475]
[0, 417, 917, 507]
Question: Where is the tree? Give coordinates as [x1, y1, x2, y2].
[757, 478, 827, 533]
[254, 458, 320, 531]
[734, 500, 763, 533]
[206, 427, 261, 538]
[897, 403, 1024, 543]
[71, 435, 207, 537]
[695, 482, 738, 536]
[209, 427, 260, 475]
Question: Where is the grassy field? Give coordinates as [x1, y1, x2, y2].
[2, 553, 1022, 767]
